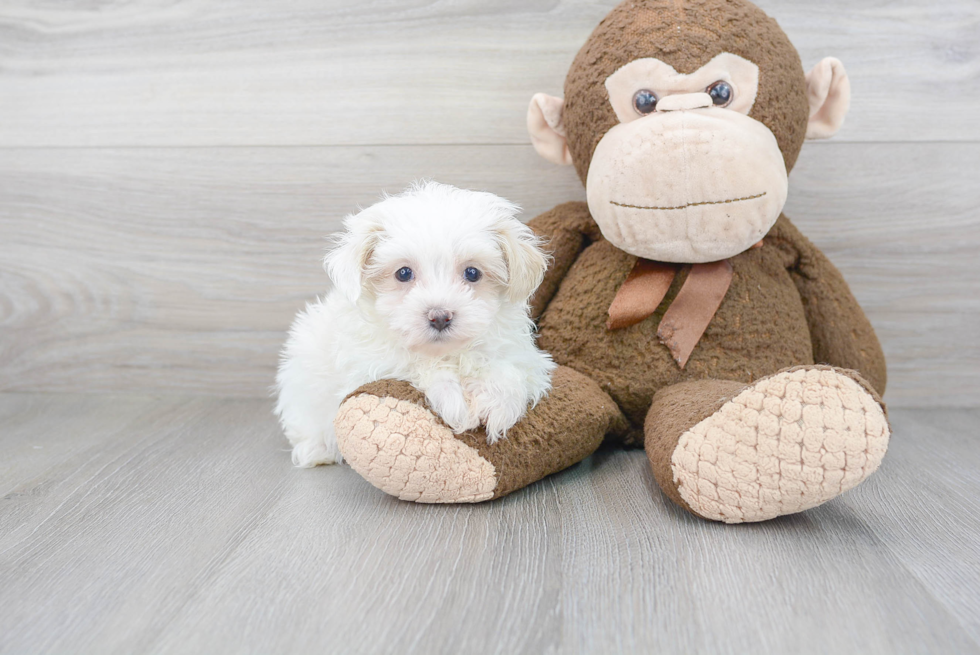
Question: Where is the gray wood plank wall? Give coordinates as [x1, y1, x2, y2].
[1, 0, 978, 407]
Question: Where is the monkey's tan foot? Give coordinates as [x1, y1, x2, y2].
[645, 366, 890, 524]
[335, 381, 495, 503]
[334, 366, 625, 503]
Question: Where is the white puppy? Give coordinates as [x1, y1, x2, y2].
[275, 182, 556, 467]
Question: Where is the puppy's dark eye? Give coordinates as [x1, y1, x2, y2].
[395, 267, 414, 282]
[632, 89, 658, 115]
[707, 81, 734, 107]
[464, 267, 482, 283]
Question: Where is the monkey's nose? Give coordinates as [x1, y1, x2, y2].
[655, 92, 712, 112]
[428, 309, 454, 332]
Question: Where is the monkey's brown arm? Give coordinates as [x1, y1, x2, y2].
[527, 201, 600, 321]
[771, 216, 887, 395]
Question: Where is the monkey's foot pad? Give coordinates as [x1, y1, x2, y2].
[671, 368, 890, 523]
[335, 394, 496, 503]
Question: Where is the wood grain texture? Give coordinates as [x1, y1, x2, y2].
[0, 394, 978, 654]
[0, 0, 977, 146]
[841, 408, 980, 645]
[2, 142, 978, 405]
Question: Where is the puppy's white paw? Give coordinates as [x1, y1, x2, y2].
[485, 405, 525, 444]
[291, 437, 342, 467]
[482, 402, 526, 444]
[426, 378, 480, 434]
[466, 379, 528, 444]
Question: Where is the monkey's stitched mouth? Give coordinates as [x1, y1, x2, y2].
[610, 192, 767, 211]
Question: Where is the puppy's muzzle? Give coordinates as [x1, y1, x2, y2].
[427, 309, 454, 332]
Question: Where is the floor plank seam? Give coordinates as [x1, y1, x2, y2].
[837, 495, 980, 649]
[136, 475, 293, 653]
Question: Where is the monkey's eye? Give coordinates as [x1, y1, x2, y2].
[632, 89, 658, 115]
[464, 267, 482, 283]
[707, 81, 734, 107]
[395, 267, 414, 282]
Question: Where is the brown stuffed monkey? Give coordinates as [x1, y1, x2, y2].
[333, 0, 890, 523]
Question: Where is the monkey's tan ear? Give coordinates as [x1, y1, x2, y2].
[527, 93, 573, 166]
[805, 57, 851, 140]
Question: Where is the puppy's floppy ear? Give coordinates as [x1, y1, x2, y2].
[324, 206, 385, 304]
[494, 218, 549, 304]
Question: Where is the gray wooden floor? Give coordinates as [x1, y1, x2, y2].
[1, 394, 978, 655]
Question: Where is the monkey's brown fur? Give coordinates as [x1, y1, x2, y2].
[531, 206, 887, 441]
[336, 0, 888, 519]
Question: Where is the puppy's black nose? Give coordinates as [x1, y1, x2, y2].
[428, 309, 453, 332]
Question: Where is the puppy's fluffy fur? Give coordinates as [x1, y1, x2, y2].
[275, 182, 556, 467]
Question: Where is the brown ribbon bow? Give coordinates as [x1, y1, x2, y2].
[606, 258, 734, 369]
